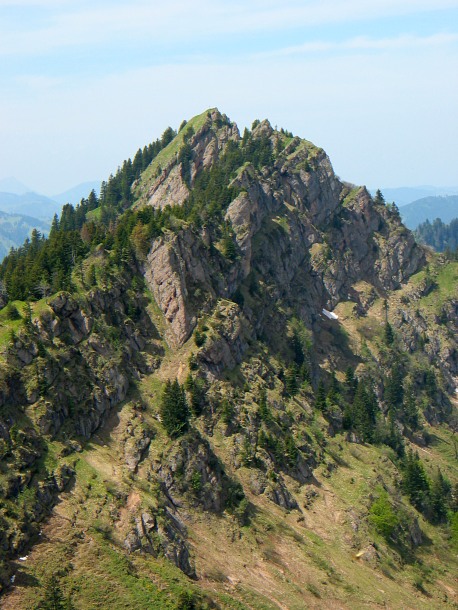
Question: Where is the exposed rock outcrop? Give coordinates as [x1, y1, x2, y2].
[140, 113, 424, 354]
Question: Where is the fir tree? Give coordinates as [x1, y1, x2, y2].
[327, 372, 339, 403]
[385, 364, 404, 414]
[345, 366, 357, 399]
[315, 380, 327, 411]
[374, 189, 385, 205]
[23, 301, 33, 332]
[384, 322, 394, 345]
[402, 384, 420, 431]
[402, 450, 430, 512]
[285, 365, 299, 396]
[429, 468, 450, 523]
[344, 378, 378, 442]
[160, 379, 190, 438]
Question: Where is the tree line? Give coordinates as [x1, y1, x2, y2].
[415, 217, 458, 254]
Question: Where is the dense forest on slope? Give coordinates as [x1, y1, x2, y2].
[415, 217, 458, 254]
[0, 109, 457, 610]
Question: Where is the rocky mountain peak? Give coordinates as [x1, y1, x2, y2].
[139, 110, 424, 350]
[134, 108, 239, 210]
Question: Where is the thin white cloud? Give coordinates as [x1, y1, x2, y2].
[0, 0, 70, 6]
[1, 0, 458, 56]
[257, 32, 458, 58]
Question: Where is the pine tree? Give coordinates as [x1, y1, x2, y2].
[345, 366, 357, 399]
[23, 301, 33, 332]
[327, 372, 339, 403]
[285, 365, 298, 396]
[402, 384, 420, 430]
[429, 468, 450, 523]
[222, 235, 237, 261]
[385, 364, 404, 414]
[344, 378, 378, 442]
[50, 213, 59, 236]
[374, 189, 385, 205]
[315, 380, 327, 412]
[384, 322, 394, 345]
[160, 379, 190, 438]
[402, 450, 430, 511]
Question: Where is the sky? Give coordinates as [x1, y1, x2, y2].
[0, 0, 458, 196]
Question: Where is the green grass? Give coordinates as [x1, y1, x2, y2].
[0, 297, 54, 351]
[135, 109, 214, 199]
[286, 138, 321, 160]
[419, 261, 458, 311]
[342, 186, 362, 208]
[0, 316, 22, 350]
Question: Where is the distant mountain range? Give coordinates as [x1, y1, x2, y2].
[0, 179, 100, 218]
[0, 210, 50, 260]
[400, 195, 458, 229]
[375, 185, 458, 207]
[52, 181, 101, 205]
[0, 179, 100, 261]
[0, 177, 32, 195]
[0, 191, 61, 220]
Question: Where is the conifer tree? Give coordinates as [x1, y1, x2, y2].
[374, 189, 385, 205]
[429, 468, 450, 523]
[39, 574, 68, 610]
[23, 301, 33, 332]
[285, 364, 299, 396]
[345, 366, 357, 399]
[315, 380, 327, 412]
[402, 450, 430, 511]
[402, 383, 420, 430]
[384, 322, 394, 345]
[385, 364, 404, 414]
[160, 379, 190, 438]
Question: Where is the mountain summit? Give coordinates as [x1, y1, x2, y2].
[134, 108, 424, 350]
[0, 109, 456, 609]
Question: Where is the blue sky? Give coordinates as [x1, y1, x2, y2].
[1, 0, 457, 195]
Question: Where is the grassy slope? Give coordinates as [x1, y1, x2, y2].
[1, 265, 457, 607]
[7, 116, 458, 609]
[133, 109, 213, 206]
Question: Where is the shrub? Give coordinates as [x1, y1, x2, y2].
[4, 302, 20, 321]
[368, 490, 400, 539]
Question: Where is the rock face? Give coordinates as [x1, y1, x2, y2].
[140, 110, 424, 352]
[152, 430, 239, 513]
[124, 507, 195, 577]
[138, 109, 239, 211]
[0, 268, 160, 568]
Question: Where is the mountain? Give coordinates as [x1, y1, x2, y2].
[52, 181, 101, 205]
[0, 177, 31, 196]
[377, 185, 458, 207]
[0, 211, 50, 260]
[400, 195, 458, 229]
[0, 191, 60, 220]
[0, 109, 456, 610]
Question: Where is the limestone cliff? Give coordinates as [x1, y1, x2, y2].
[138, 110, 424, 352]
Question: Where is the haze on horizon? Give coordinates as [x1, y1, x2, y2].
[1, 0, 457, 196]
